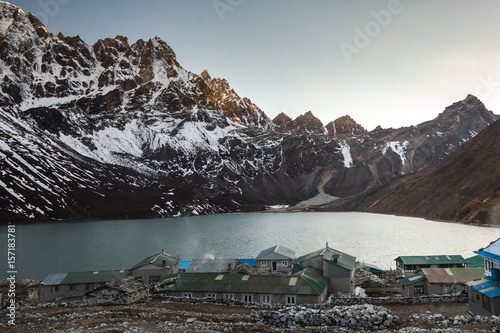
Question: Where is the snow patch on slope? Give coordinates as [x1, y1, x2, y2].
[383, 141, 409, 166]
[337, 141, 353, 168]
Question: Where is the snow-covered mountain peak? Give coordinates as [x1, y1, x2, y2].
[1, 2, 499, 223]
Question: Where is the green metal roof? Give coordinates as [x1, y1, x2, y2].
[395, 255, 465, 266]
[171, 270, 329, 296]
[293, 247, 356, 271]
[296, 267, 329, 294]
[466, 255, 485, 268]
[52, 270, 131, 285]
[356, 262, 386, 274]
[131, 252, 180, 270]
[400, 275, 426, 286]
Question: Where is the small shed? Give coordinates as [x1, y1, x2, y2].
[84, 277, 149, 305]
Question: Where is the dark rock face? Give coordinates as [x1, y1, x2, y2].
[361, 118, 500, 225]
[0, 2, 499, 224]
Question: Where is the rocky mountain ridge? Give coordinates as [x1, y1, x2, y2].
[0, 1, 498, 224]
[360, 117, 500, 225]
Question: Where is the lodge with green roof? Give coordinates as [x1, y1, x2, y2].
[395, 255, 466, 274]
[292, 245, 357, 295]
[171, 267, 329, 305]
[131, 251, 180, 285]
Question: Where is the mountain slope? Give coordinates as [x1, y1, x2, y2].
[0, 1, 499, 224]
[361, 118, 500, 224]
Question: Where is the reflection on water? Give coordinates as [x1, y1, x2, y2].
[2, 212, 498, 280]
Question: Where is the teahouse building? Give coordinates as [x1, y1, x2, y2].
[171, 267, 329, 305]
[400, 268, 484, 297]
[395, 255, 466, 275]
[256, 245, 295, 273]
[131, 251, 180, 285]
[292, 245, 357, 294]
[468, 238, 500, 316]
[39, 270, 130, 302]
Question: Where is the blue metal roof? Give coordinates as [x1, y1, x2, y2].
[239, 259, 256, 267]
[483, 286, 500, 298]
[179, 261, 191, 270]
[472, 279, 500, 291]
[474, 251, 500, 262]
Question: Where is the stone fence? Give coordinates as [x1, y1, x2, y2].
[152, 294, 468, 309]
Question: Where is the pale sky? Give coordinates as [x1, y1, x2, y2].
[9, 0, 500, 130]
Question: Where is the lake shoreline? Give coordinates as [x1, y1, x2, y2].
[2, 206, 498, 228]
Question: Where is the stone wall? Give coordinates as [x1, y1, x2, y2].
[153, 293, 467, 309]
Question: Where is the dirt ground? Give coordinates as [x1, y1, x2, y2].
[2, 299, 500, 332]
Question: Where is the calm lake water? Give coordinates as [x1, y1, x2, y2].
[2, 212, 499, 280]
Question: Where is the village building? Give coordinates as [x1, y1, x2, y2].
[185, 259, 240, 274]
[83, 276, 149, 305]
[256, 245, 295, 273]
[292, 245, 357, 294]
[400, 268, 484, 297]
[130, 251, 180, 285]
[466, 255, 485, 268]
[171, 267, 329, 305]
[39, 270, 130, 302]
[395, 255, 466, 275]
[467, 238, 500, 316]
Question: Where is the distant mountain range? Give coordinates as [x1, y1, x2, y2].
[1, 1, 499, 224]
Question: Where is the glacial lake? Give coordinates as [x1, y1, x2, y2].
[2, 212, 499, 281]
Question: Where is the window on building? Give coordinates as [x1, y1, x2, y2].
[414, 285, 424, 295]
[223, 293, 235, 300]
[205, 293, 217, 299]
[261, 261, 268, 267]
[149, 275, 161, 285]
[285, 295, 296, 305]
[260, 294, 272, 305]
[242, 294, 253, 303]
[441, 285, 451, 294]
[281, 261, 288, 267]
[51, 286, 59, 293]
[84, 283, 94, 291]
[68, 284, 78, 291]
[182, 292, 192, 298]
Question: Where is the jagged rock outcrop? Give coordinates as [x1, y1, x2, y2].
[326, 115, 366, 139]
[273, 111, 325, 134]
[0, 1, 499, 224]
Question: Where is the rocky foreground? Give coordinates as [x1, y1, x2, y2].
[2, 297, 500, 332]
